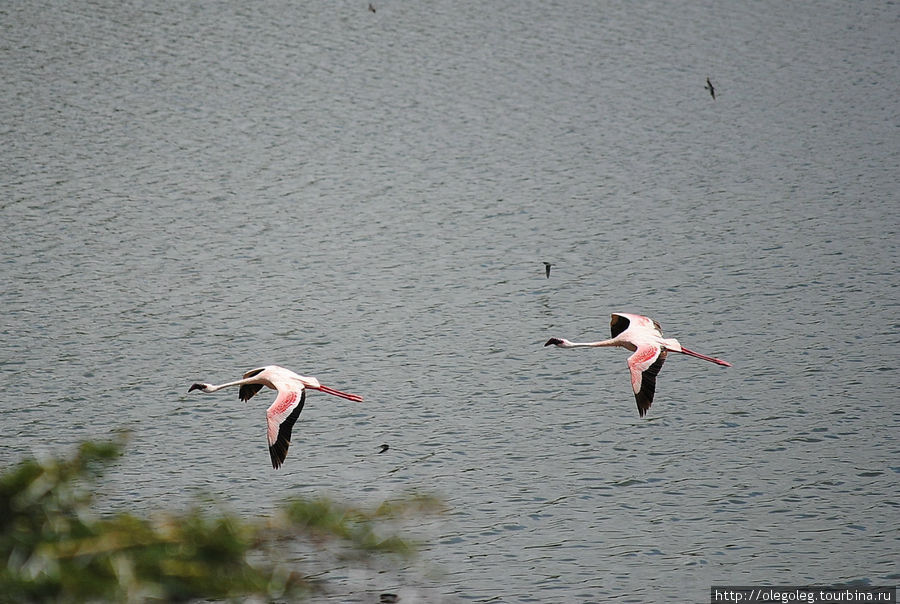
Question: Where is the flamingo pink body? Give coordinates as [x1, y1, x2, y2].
[544, 313, 731, 417]
[188, 365, 363, 469]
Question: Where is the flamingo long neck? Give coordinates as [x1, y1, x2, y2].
[560, 338, 620, 348]
[206, 377, 261, 392]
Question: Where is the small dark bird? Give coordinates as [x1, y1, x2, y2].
[368, 3, 376, 12]
[378, 444, 390, 454]
[543, 262, 553, 278]
[705, 77, 715, 100]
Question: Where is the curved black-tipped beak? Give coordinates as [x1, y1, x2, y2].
[544, 338, 563, 347]
[188, 383, 205, 393]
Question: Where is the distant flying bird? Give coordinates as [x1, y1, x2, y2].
[188, 365, 363, 469]
[706, 77, 716, 100]
[543, 262, 553, 278]
[378, 444, 390, 454]
[544, 313, 731, 417]
[368, 3, 376, 12]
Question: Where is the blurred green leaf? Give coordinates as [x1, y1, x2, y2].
[0, 438, 440, 602]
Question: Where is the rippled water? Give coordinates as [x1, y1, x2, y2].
[2, 1, 898, 601]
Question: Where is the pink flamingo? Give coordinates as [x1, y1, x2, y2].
[545, 313, 731, 417]
[188, 365, 363, 469]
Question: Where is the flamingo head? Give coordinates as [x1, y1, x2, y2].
[544, 337, 569, 347]
[188, 383, 213, 393]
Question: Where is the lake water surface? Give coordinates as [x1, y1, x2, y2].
[2, 1, 898, 601]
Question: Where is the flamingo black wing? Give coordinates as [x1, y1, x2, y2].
[266, 390, 306, 469]
[626, 346, 667, 418]
[610, 314, 631, 338]
[634, 351, 666, 417]
[239, 367, 267, 402]
[239, 383, 264, 402]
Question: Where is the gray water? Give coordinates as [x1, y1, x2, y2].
[2, 0, 898, 601]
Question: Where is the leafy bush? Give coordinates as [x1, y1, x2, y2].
[1, 437, 439, 602]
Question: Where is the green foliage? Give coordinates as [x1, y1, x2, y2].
[1, 438, 437, 603]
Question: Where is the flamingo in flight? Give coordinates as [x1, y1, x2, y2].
[544, 313, 731, 417]
[188, 365, 363, 469]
